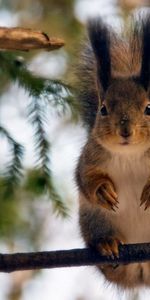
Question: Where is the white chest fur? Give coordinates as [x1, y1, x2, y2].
[106, 152, 150, 243]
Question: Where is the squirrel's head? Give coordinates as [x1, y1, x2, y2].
[93, 78, 150, 153]
[88, 16, 150, 154]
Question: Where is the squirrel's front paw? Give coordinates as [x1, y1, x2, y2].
[96, 179, 118, 211]
[140, 180, 150, 210]
[97, 237, 123, 258]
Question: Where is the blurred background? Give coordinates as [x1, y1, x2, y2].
[0, 0, 150, 299]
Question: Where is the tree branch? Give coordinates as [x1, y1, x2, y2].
[0, 27, 64, 51]
[1, 243, 150, 273]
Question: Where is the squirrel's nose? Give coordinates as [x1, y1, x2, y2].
[119, 115, 132, 138]
[120, 129, 131, 138]
[119, 125, 133, 138]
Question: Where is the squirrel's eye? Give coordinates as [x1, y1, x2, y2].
[144, 105, 150, 116]
[100, 105, 108, 116]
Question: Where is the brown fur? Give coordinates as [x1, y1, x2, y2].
[76, 15, 150, 288]
[74, 16, 149, 129]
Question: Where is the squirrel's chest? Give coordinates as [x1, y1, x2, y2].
[106, 154, 150, 243]
[108, 154, 150, 204]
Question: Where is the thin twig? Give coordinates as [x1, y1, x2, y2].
[0, 27, 64, 51]
[1, 243, 150, 273]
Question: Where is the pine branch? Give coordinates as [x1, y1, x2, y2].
[0, 126, 24, 197]
[0, 51, 78, 214]
[27, 96, 68, 215]
[0, 243, 150, 273]
[0, 27, 64, 51]
[0, 52, 78, 116]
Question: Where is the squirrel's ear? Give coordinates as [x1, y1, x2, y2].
[87, 19, 111, 93]
[139, 15, 150, 91]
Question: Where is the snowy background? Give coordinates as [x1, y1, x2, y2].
[0, 0, 150, 299]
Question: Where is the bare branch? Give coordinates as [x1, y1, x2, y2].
[1, 243, 150, 273]
[0, 27, 64, 51]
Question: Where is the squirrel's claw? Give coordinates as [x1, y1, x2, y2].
[96, 181, 118, 212]
[140, 181, 150, 210]
[97, 238, 123, 258]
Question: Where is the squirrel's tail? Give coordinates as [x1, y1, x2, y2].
[74, 13, 150, 130]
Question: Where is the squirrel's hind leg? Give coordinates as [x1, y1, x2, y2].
[97, 237, 124, 258]
[79, 200, 125, 257]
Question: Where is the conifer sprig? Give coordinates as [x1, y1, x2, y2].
[0, 52, 77, 117]
[0, 51, 76, 214]
[0, 126, 24, 198]
[27, 97, 68, 216]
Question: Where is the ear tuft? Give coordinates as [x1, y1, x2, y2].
[87, 18, 111, 92]
[139, 15, 150, 91]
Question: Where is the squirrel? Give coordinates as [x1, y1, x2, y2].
[75, 14, 150, 288]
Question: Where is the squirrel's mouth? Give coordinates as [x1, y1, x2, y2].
[120, 141, 129, 145]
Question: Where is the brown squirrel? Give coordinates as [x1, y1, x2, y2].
[75, 14, 150, 288]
